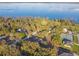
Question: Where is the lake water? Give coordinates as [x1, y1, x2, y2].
[0, 3, 79, 22]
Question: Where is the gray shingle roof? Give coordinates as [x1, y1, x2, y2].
[60, 33, 73, 41]
[59, 52, 73, 56]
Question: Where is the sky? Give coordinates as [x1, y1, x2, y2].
[0, 3, 79, 22]
[0, 3, 79, 12]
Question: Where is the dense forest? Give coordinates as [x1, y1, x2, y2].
[0, 17, 79, 56]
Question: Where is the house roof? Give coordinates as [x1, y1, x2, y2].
[58, 47, 73, 56]
[59, 52, 73, 56]
[60, 33, 73, 41]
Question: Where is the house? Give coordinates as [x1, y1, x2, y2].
[16, 28, 28, 34]
[60, 31, 74, 46]
[58, 52, 73, 56]
[17, 28, 22, 32]
[57, 47, 74, 56]
[61, 28, 74, 45]
[0, 35, 6, 40]
[61, 33, 73, 43]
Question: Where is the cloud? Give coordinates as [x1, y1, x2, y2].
[47, 4, 79, 12]
[0, 3, 79, 12]
[72, 8, 79, 11]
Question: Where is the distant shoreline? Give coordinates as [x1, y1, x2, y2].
[0, 16, 78, 24]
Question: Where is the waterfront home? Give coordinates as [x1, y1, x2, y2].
[16, 28, 22, 32]
[58, 47, 73, 56]
[61, 33, 73, 42]
[0, 35, 6, 40]
[58, 52, 73, 56]
[60, 32, 73, 46]
[16, 28, 28, 34]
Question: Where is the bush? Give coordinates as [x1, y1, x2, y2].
[72, 43, 79, 55]
[21, 40, 57, 56]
